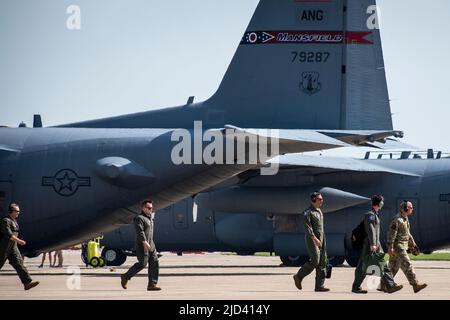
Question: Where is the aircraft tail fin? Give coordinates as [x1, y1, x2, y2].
[207, 0, 392, 130]
[343, 0, 392, 130]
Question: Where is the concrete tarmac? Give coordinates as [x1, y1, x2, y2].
[0, 251, 449, 300]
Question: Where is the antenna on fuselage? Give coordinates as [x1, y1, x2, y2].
[33, 114, 43, 128]
[186, 96, 195, 105]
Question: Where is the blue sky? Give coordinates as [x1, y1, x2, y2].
[1, 0, 449, 154]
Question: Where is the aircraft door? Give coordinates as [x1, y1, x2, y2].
[396, 198, 421, 244]
[0, 182, 12, 216]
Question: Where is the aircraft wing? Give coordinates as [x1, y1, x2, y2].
[316, 129, 404, 147]
[131, 127, 404, 212]
[360, 138, 420, 150]
[269, 154, 421, 177]
[223, 126, 404, 153]
[145, 127, 355, 212]
[223, 126, 349, 153]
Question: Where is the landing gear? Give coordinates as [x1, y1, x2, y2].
[280, 256, 309, 267]
[328, 256, 345, 267]
[345, 250, 361, 267]
[236, 251, 255, 256]
[101, 247, 127, 266]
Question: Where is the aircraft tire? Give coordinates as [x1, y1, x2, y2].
[102, 248, 127, 266]
[236, 251, 255, 256]
[328, 255, 345, 267]
[280, 255, 309, 267]
[345, 250, 361, 267]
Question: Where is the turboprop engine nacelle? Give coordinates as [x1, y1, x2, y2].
[194, 186, 369, 214]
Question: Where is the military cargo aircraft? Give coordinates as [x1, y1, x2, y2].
[0, 0, 401, 257]
[100, 149, 450, 267]
[57, 0, 414, 266]
[3, 125, 397, 256]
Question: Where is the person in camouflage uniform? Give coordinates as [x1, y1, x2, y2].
[293, 191, 330, 292]
[387, 201, 427, 293]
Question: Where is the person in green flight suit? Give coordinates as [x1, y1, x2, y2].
[293, 191, 330, 292]
[121, 200, 161, 291]
[0, 203, 40, 290]
[351, 195, 403, 294]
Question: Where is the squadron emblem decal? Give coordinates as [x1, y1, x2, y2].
[240, 31, 373, 45]
[42, 169, 91, 197]
[300, 72, 322, 95]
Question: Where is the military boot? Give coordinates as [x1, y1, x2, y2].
[413, 283, 427, 293]
[24, 281, 40, 291]
[352, 287, 368, 294]
[315, 287, 330, 292]
[376, 281, 386, 292]
[384, 284, 403, 294]
[120, 274, 128, 289]
[147, 284, 162, 291]
[293, 274, 303, 290]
